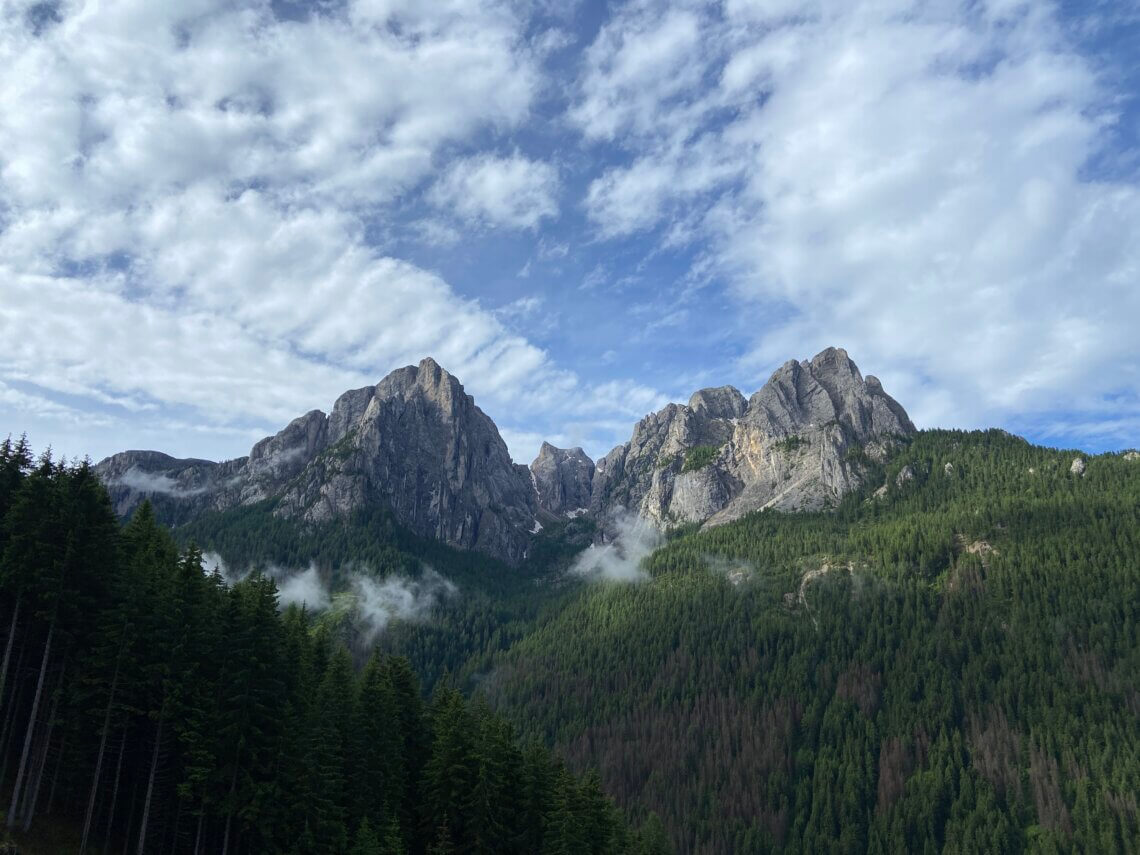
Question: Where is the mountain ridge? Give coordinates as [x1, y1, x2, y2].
[96, 348, 914, 562]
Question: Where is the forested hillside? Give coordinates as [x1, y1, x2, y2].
[483, 431, 1140, 853]
[0, 438, 664, 854]
[4, 429, 1138, 854]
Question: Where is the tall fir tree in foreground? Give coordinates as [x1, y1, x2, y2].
[0, 440, 653, 854]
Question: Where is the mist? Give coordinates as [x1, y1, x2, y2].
[201, 552, 244, 585]
[277, 566, 331, 611]
[198, 552, 456, 638]
[115, 467, 209, 497]
[351, 568, 457, 643]
[571, 510, 662, 582]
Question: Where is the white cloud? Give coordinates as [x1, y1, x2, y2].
[202, 554, 455, 639]
[0, 381, 112, 429]
[0, 0, 665, 463]
[111, 467, 209, 497]
[571, 510, 662, 582]
[571, 5, 705, 141]
[276, 566, 332, 611]
[429, 153, 560, 229]
[351, 568, 457, 642]
[575, 0, 1140, 438]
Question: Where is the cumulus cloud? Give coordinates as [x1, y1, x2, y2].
[0, 0, 666, 466]
[571, 510, 662, 582]
[429, 153, 560, 229]
[575, 0, 1140, 440]
[10, 0, 1131, 469]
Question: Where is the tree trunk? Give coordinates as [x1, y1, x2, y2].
[221, 765, 238, 855]
[104, 731, 126, 855]
[82, 642, 125, 854]
[123, 778, 139, 855]
[23, 657, 66, 830]
[193, 809, 204, 855]
[0, 638, 28, 786]
[169, 797, 183, 855]
[47, 732, 67, 813]
[7, 617, 53, 829]
[20, 713, 51, 830]
[0, 593, 21, 710]
[136, 699, 166, 855]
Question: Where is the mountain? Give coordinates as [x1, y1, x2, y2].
[11, 381, 1140, 854]
[530, 441, 595, 516]
[97, 357, 540, 564]
[96, 347, 912, 563]
[589, 346, 915, 529]
[485, 430, 1140, 853]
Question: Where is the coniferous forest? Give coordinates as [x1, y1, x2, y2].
[485, 430, 1140, 854]
[1, 430, 1139, 854]
[0, 438, 666, 854]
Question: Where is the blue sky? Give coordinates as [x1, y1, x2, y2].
[1, 0, 1138, 465]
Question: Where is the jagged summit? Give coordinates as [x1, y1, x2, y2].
[97, 358, 538, 564]
[530, 443, 595, 516]
[97, 347, 914, 563]
[687, 386, 747, 420]
[588, 346, 915, 530]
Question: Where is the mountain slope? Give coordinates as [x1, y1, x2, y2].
[0, 445, 664, 855]
[482, 431, 1140, 853]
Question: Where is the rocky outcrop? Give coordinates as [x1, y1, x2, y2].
[97, 358, 538, 564]
[97, 347, 917, 563]
[530, 443, 595, 516]
[1070, 457, 1086, 477]
[591, 347, 915, 530]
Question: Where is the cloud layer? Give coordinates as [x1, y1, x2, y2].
[0, 0, 665, 462]
[571, 511, 662, 582]
[575, 0, 1140, 442]
[2, 0, 1138, 462]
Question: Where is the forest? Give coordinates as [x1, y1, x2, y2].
[1, 429, 1138, 853]
[483, 430, 1140, 853]
[0, 437, 667, 854]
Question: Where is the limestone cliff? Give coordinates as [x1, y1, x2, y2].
[96, 358, 539, 564]
[590, 347, 915, 528]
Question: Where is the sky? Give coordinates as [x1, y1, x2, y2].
[1, 0, 1138, 465]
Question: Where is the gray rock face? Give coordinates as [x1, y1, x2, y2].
[591, 347, 915, 530]
[96, 358, 538, 564]
[530, 443, 595, 516]
[96, 347, 917, 561]
[1070, 457, 1086, 477]
[95, 451, 245, 522]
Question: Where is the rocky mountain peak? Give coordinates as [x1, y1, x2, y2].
[96, 347, 917, 565]
[530, 443, 595, 516]
[687, 386, 746, 420]
[592, 347, 915, 530]
[97, 358, 537, 564]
